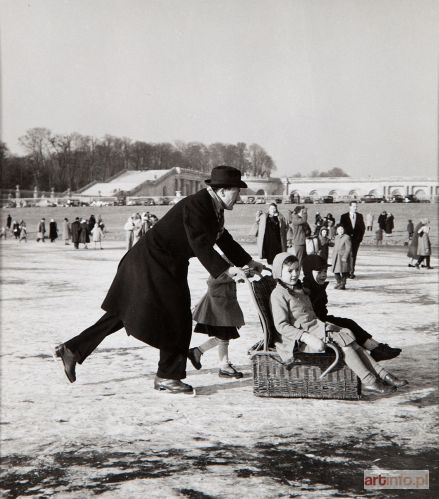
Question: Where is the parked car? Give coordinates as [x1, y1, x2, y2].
[143, 198, 155, 206]
[245, 196, 256, 204]
[361, 195, 386, 203]
[391, 195, 405, 203]
[256, 197, 266, 204]
[322, 195, 334, 203]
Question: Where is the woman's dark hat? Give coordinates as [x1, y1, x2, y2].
[205, 165, 247, 188]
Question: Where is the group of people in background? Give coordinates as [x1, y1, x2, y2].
[1, 215, 28, 242]
[252, 200, 366, 290]
[124, 211, 159, 250]
[64, 215, 106, 249]
[0, 213, 106, 249]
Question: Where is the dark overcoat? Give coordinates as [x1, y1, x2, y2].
[101, 189, 251, 352]
[79, 222, 90, 243]
[71, 221, 81, 244]
[339, 212, 365, 244]
[332, 234, 352, 273]
[255, 212, 288, 258]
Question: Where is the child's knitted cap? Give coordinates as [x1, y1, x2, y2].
[272, 252, 298, 279]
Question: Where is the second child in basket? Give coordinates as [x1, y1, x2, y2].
[269, 252, 409, 395]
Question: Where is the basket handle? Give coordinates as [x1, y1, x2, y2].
[319, 342, 340, 379]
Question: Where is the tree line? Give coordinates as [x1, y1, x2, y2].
[1, 128, 276, 192]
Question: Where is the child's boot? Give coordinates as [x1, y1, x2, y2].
[188, 347, 202, 370]
[383, 373, 409, 388]
[334, 275, 342, 289]
[219, 363, 243, 379]
[340, 275, 347, 290]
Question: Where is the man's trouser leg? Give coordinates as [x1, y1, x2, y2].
[65, 312, 123, 364]
[157, 349, 187, 380]
[294, 245, 306, 271]
[351, 241, 360, 272]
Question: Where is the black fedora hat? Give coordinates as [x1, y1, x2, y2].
[205, 165, 247, 188]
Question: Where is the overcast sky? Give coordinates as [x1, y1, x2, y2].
[1, 0, 438, 178]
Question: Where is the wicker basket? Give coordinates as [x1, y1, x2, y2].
[252, 350, 361, 400]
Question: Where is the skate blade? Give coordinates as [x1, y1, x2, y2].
[153, 388, 196, 397]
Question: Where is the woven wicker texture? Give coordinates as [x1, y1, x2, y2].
[252, 351, 361, 399]
[248, 275, 361, 399]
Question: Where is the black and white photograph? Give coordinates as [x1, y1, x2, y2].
[1, 0, 438, 497]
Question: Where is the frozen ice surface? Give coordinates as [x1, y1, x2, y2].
[1, 239, 438, 497]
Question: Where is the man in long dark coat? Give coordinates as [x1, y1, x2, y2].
[54, 166, 264, 394]
[70, 217, 81, 249]
[339, 201, 365, 279]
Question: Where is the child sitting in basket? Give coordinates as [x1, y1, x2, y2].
[269, 252, 408, 395]
[187, 256, 254, 379]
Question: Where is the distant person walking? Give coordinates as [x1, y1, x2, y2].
[36, 218, 46, 242]
[71, 217, 81, 249]
[384, 213, 394, 235]
[49, 219, 58, 243]
[19, 221, 27, 243]
[339, 201, 365, 279]
[378, 211, 387, 231]
[407, 220, 414, 242]
[91, 222, 104, 249]
[366, 212, 374, 231]
[288, 205, 311, 271]
[415, 222, 433, 269]
[6, 214, 12, 231]
[254, 203, 288, 264]
[12, 220, 20, 240]
[375, 228, 383, 247]
[62, 218, 71, 245]
[88, 214, 96, 233]
[79, 219, 90, 249]
[332, 224, 352, 290]
[124, 216, 135, 250]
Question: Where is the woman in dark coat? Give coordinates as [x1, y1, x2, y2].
[70, 218, 81, 249]
[49, 219, 58, 242]
[384, 213, 394, 234]
[254, 203, 288, 264]
[54, 166, 264, 394]
[79, 219, 90, 248]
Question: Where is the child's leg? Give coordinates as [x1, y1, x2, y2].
[198, 337, 220, 354]
[334, 273, 342, 289]
[341, 345, 377, 385]
[217, 339, 243, 378]
[188, 337, 219, 370]
[353, 344, 408, 387]
[217, 339, 230, 368]
[351, 343, 388, 379]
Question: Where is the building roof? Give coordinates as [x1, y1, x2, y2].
[81, 169, 172, 196]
